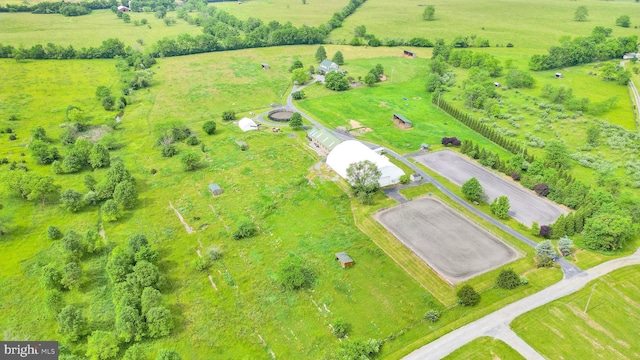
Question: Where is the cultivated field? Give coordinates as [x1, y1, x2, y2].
[512, 265, 640, 359]
[0, 10, 202, 48]
[331, 0, 640, 50]
[376, 197, 519, 284]
[414, 150, 568, 226]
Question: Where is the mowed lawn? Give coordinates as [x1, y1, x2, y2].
[213, 0, 349, 27]
[512, 265, 640, 359]
[0, 49, 441, 358]
[0, 10, 202, 48]
[443, 337, 525, 360]
[331, 0, 640, 50]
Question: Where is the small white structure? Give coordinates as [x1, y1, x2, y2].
[326, 140, 405, 187]
[238, 117, 259, 132]
[623, 53, 639, 60]
[410, 173, 422, 182]
[555, 73, 563, 78]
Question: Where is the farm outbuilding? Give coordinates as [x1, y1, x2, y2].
[335, 252, 354, 268]
[261, 63, 270, 70]
[209, 183, 222, 196]
[307, 127, 341, 154]
[403, 50, 417, 58]
[392, 113, 413, 129]
[238, 117, 259, 132]
[326, 140, 405, 187]
[623, 53, 639, 60]
[318, 60, 341, 74]
[117, 5, 130, 11]
[555, 73, 563, 78]
[410, 173, 422, 182]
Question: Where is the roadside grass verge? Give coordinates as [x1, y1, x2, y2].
[443, 336, 525, 360]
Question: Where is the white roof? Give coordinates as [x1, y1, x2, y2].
[326, 140, 405, 187]
[238, 117, 258, 132]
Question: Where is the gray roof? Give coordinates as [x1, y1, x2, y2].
[335, 252, 354, 264]
[393, 113, 412, 125]
[209, 183, 221, 191]
[308, 127, 341, 151]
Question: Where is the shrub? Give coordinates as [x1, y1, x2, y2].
[519, 277, 529, 285]
[232, 220, 257, 240]
[399, 175, 410, 184]
[47, 225, 63, 240]
[456, 285, 480, 306]
[461, 177, 485, 203]
[193, 257, 210, 272]
[533, 183, 550, 197]
[331, 318, 350, 338]
[277, 256, 316, 290]
[207, 248, 222, 261]
[291, 91, 305, 100]
[539, 225, 552, 238]
[496, 269, 520, 289]
[558, 236, 574, 256]
[185, 136, 199, 146]
[161, 144, 177, 158]
[510, 172, 520, 181]
[202, 121, 217, 135]
[222, 110, 236, 121]
[425, 310, 441, 323]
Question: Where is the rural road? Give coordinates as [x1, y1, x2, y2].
[621, 60, 640, 128]
[279, 81, 582, 279]
[404, 249, 640, 359]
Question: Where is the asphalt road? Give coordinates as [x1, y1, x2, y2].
[404, 250, 640, 359]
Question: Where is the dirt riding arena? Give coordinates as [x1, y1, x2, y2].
[376, 197, 519, 284]
[414, 150, 567, 226]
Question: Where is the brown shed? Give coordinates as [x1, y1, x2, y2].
[393, 113, 413, 129]
[335, 252, 354, 268]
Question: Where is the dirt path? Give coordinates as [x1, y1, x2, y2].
[98, 221, 107, 244]
[169, 202, 194, 234]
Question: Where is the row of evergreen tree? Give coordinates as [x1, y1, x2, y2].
[433, 97, 534, 163]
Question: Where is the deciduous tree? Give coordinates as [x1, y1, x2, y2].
[86, 330, 119, 360]
[289, 112, 303, 129]
[116, 306, 143, 343]
[179, 152, 201, 171]
[490, 195, 510, 219]
[60, 189, 84, 212]
[582, 213, 633, 251]
[146, 306, 174, 338]
[457, 285, 480, 306]
[89, 144, 111, 169]
[202, 121, 217, 135]
[461, 177, 485, 202]
[422, 5, 435, 21]
[347, 160, 381, 197]
[57, 305, 87, 341]
[574, 6, 588, 21]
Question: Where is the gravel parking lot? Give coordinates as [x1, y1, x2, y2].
[376, 197, 520, 284]
[414, 150, 567, 226]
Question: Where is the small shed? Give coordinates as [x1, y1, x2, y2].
[410, 173, 422, 182]
[393, 113, 413, 129]
[494, 82, 501, 87]
[335, 252, 354, 269]
[623, 53, 639, 60]
[235, 140, 248, 151]
[238, 117, 259, 132]
[420, 143, 429, 151]
[208, 183, 222, 196]
[403, 50, 417, 58]
[555, 73, 563, 78]
[117, 5, 130, 11]
[261, 63, 270, 70]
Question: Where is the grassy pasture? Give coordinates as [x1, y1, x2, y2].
[0, 10, 201, 48]
[213, 0, 349, 27]
[331, 0, 640, 50]
[512, 265, 640, 359]
[443, 336, 525, 360]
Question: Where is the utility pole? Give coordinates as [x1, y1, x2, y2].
[583, 283, 597, 313]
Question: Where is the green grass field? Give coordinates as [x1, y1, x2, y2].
[443, 337, 525, 360]
[213, 0, 349, 27]
[512, 265, 640, 359]
[331, 0, 640, 50]
[0, 10, 202, 48]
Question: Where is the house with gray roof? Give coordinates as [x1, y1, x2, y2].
[318, 60, 341, 74]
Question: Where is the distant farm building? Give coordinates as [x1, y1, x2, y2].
[307, 127, 341, 154]
[209, 183, 222, 196]
[335, 252, 355, 268]
[410, 173, 422, 182]
[392, 113, 413, 129]
[555, 73, 563, 78]
[261, 63, 270, 70]
[623, 53, 640, 60]
[494, 82, 501, 87]
[403, 50, 417, 58]
[326, 140, 405, 187]
[420, 143, 430, 151]
[238, 117, 259, 132]
[117, 5, 130, 11]
[318, 60, 341, 74]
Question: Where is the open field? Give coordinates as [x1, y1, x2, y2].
[414, 150, 568, 226]
[443, 336, 525, 360]
[0, 49, 444, 358]
[213, 0, 348, 27]
[376, 197, 519, 284]
[512, 265, 640, 359]
[0, 10, 201, 48]
[331, 0, 640, 50]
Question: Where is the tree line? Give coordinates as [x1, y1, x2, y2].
[0, 0, 115, 16]
[529, 27, 637, 71]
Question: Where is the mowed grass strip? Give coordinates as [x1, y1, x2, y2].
[512, 265, 640, 359]
[331, 0, 640, 50]
[0, 10, 202, 48]
[443, 336, 525, 360]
